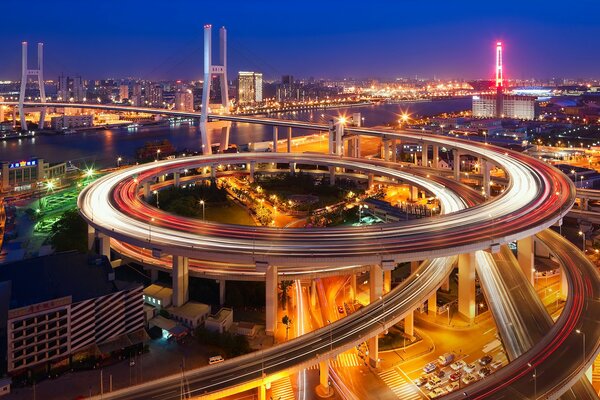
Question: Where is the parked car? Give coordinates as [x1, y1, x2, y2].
[479, 355, 493, 365]
[449, 370, 463, 382]
[463, 363, 476, 373]
[428, 387, 447, 399]
[423, 362, 437, 373]
[461, 374, 478, 385]
[414, 375, 428, 387]
[436, 369, 446, 379]
[438, 352, 455, 366]
[445, 382, 460, 392]
[491, 361, 503, 370]
[450, 360, 466, 371]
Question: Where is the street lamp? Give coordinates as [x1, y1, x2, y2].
[148, 217, 155, 242]
[117, 157, 122, 167]
[153, 190, 159, 209]
[156, 149, 161, 161]
[199, 200, 205, 221]
[527, 362, 537, 399]
[576, 329, 586, 369]
[578, 230, 585, 252]
[571, 169, 577, 186]
[556, 191, 563, 236]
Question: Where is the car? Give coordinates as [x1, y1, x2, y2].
[461, 374, 478, 385]
[424, 375, 442, 390]
[337, 305, 344, 314]
[491, 361, 503, 370]
[428, 387, 447, 399]
[463, 363, 476, 373]
[449, 370, 463, 382]
[438, 352, 455, 366]
[445, 382, 460, 392]
[423, 362, 437, 373]
[479, 355, 493, 365]
[478, 367, 491, 378]
[414, 375, 428, 387]
[436, 369, 446, 378]
[450, 360, 466, 370]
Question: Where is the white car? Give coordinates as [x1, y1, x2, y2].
[450, 360, 466, 370]
[463, 363, 476, 373]
[428, 387, 447, 399]
[445, 382, 459, 392]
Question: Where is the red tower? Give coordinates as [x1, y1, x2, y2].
[495, 41, 504, 117]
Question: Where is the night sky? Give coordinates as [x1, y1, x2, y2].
[1, 0, 598, 81]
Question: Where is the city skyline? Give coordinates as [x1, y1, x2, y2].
[1, 0, 599, 81]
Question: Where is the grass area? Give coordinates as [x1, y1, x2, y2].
[204, 202, 255, 226]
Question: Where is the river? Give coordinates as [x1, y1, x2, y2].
[0, 98, 471, 168]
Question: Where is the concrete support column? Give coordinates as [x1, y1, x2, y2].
[384, 270, 392, 294]
[335, 122, 344, 155]
[289, 162, 296, 175]
[329, 166, 336, 186]
[265, 264, 278, 336]
[428, 292, 437, 314]
[249, 161, 256, 183]
[150, 269, 159, 283]
[174, 172, 180, 187]
[98, 233, 111, 259]
[211, 163, 217, 179]
[404, 310, 414, 337]
[383, 139, 390, 161]
[355, 136, 361, 158]
[258, 384, 266, 400]
[582, 198, 589, 211]
[218, 279, 226, 306]
[391, 139, 397, 162]
[458, 253, 476, 320]
[410, 186, 419, 202]
[368, 335, 379, 368]
[87, 225, 95, 251]
[421, 143, 428, 167]
[453, 149, 461, 180]
[517, 237, 535, 285]
[350, 273, 356, 301]
[410, 260, 420, 273]
[287, 127, 292, 153]
[272, 126, 279, 153]
[328, 121, 335, 155]
[172, 255, 189, 307]
[317, 360, 331, 395]
[482, 161, 491, 198]
[143, 182, 150, 200]
[367, 173, 374, 190]
[370, 264, 383, 302]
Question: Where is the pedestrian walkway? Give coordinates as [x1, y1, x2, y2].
[378, 368, 423, 400]
[307, 353, 361, 370]
[269, 376, 295, 400]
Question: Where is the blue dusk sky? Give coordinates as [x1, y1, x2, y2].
[0, 0, 598, 81]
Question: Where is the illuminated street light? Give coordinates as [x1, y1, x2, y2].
[578, 230, 585, 252]
[199, 200, 205, 221]
[154, 190, 159, 209]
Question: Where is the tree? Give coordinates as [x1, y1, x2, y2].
[50, 209, 88, 252]
[282, 315, 292, 340]
[279, 280, 293, 310]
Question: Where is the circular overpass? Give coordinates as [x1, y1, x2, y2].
[78, 137, 575, 272]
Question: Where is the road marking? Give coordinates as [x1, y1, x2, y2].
[378, 368, 423, 400]
[270, 376, 295, 400]
[308, 353, 362, 370]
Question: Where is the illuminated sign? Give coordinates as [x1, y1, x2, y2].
[8, 159, 37, 169]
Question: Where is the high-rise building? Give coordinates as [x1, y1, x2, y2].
[131, 83, 142, 106]
[175, 90, 194, 112]
[57, 75, 85, 102]
[237, 71, 263, 104]
[145, 84, 163, 107]
[472, 94, 537, 120]
[119, 85, 129, 100]
[277, 75, 299, 102]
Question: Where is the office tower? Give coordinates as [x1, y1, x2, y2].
[237, 71, 263, 104]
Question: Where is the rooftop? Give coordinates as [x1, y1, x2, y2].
[168, 301, 210, 319]
[0, 251, 116, 310]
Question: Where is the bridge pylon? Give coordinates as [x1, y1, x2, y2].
[18, 42, 47, 131]
[200, 25, 230, 155]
